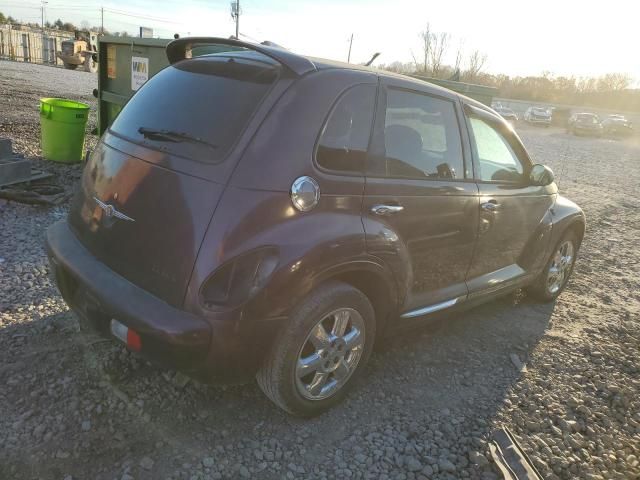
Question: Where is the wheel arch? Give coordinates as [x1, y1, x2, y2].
[551, 195, 586, 249]
[310, 260, 400, 340]
[566, 217, 585, 246]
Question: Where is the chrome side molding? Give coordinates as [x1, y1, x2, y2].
[400, 297, 463, 319]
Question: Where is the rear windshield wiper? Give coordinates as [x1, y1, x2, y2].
[138, 127, 217, 150]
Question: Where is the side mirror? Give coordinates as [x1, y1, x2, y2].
[529, 164, 554, 186]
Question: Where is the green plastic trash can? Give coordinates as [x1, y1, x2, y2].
[40, 98, 90, 163]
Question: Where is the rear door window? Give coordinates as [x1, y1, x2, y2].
[315, 85, 376, 173]
[369, 88, 465, 180]
[109, 55, 279, 163]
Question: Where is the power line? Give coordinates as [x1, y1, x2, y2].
[102, 7, 183, 25]
[0, 2, 96, 7]
[0, 3, 182, 24]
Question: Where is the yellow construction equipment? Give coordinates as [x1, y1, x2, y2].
[57, 30, 99, 73]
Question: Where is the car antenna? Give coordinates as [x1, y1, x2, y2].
[363, 52, 381, 67]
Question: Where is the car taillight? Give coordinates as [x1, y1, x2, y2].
[199, 247, 279, 309]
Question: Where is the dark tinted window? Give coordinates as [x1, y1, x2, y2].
[316, 85, 376, 173]
[468, 117, 525, 182]
[110, 55, 278, 162]
[372, 89, 464, 179]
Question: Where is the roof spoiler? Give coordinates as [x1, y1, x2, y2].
[166, 37, 316, 76]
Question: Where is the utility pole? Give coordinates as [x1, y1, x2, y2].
[347, 33, 353, 63]
[236, 0, 240, 39]
[230, 0, 240, 39]
[41, 1, 48, 63]
[101, 7, 104, 35]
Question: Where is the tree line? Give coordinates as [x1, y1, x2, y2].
[377, 24, 639, 112]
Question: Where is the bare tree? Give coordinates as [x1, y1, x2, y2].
[418, 24, 432, 73]
[379, 61, 415, 74]
[429, 32, 449, 78]
[410, 50, 420, 73]
[596, 73, 632, 92]
[448, 41, 464, 80]
[465, 49, 487, 81]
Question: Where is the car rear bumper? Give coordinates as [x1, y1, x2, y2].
[574, 126, 602, 135]
[45, 220, 268, 383]
[605, 125, 632, 134]
[527, 118, 551, 124]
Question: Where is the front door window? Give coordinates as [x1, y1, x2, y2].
[467, 117, 525, 183]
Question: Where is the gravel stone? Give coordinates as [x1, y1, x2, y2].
[469, 451, 490, 467]
[438, 458, 456, 473]
[405, 456, 422, 472]
[139, 457, 154, 470]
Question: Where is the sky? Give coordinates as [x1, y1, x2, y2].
[2, 0, 638, 82]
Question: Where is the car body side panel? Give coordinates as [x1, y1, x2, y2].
[466, 184, 556, 278]
[517, 208, 554, 273]
[549, 194, 586, 249]
[362, 180, 479, 311]
[185, 186, 368, 316]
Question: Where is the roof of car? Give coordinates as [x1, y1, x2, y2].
[269, 51, 466, 100]
[169, 37, 467, 102]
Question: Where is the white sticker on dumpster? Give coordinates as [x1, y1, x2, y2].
[131, 57, 149, 91]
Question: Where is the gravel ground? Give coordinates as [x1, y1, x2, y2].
[1, 60, 639, 480]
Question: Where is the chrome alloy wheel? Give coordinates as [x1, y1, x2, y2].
[546, 240, 575, 294]
[295, 308, 365, 401]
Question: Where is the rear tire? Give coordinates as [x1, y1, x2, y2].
[526, 230, 579, 302]
[257, 282, 375, 417]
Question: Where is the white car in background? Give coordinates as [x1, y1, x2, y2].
[494, 106, 519, 123]
[524, 107, 552, 127]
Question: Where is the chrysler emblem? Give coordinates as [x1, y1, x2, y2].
[94, 196, 135, 222]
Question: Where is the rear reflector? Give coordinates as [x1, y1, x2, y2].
[126, 329, 142, 351]
[110, 319, 142, 352]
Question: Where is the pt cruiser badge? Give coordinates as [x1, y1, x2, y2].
[93, 196, 135, 222]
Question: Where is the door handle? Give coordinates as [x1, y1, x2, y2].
[480, 201, 499, 212]
[371, 204, 404, 215]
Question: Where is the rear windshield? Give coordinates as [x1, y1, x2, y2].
[109, 55, 279, 162]
[577, 114, 597, 123]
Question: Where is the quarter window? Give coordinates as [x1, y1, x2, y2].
[316, 85, 376, 173]
[468, 117, 525, 182]
[371, 89, 464, 180]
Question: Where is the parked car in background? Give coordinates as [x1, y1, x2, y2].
[524, 107, 552, 127]
[46, 37, 585, 417]
[494, 105, 518, 123]
[568, 113, 603, 136]
[601, 114, 633, 137]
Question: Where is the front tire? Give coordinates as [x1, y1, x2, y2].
[526, 230, 579, 302]
[257, 282, 375, 417]
[84, 57, 97, 73]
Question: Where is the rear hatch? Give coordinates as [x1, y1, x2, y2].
[68, 53, 280, 307]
